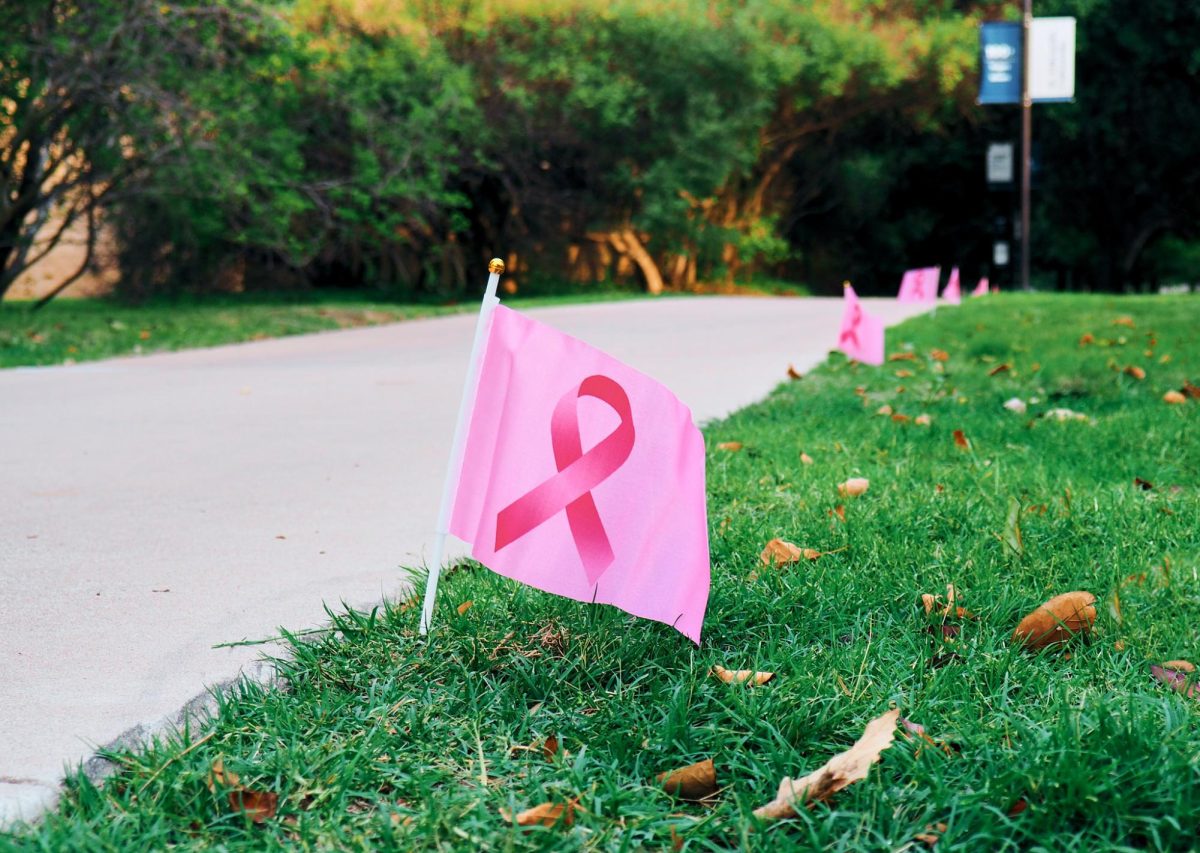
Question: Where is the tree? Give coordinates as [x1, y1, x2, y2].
[0, 0, 295, 303]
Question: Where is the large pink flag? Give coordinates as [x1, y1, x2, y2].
[897, 267, 940, 303]
[838, 284, 885, 365]
[449, 306, 710, 642]
[942, 267, 962, 304]
[972, 276, 989, 297]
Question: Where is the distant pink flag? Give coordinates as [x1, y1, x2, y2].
[972, 277, 989, 297]
[449, 306, 710, 643]
[897, 267, 940, 303]
[942, 267, 962, 304]
[838, 284, 885, 365]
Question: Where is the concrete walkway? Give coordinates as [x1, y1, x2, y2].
[0, 295, 926, 823]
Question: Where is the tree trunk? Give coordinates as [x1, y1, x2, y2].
[610, 229, 663, 294]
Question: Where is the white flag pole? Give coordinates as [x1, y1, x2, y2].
[419, 258, 505, 636]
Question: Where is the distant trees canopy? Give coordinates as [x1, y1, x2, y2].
[1, 0, 1197, 302]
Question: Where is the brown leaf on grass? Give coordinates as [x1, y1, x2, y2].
[1182, 380, 1200, 399]
[895, 369, 914, 378]
[931, 349, 949, 362]
[915, 414, 932, 426]
[1163, 390, 1187, 404]
[457, 600, 474, 615]
[670, 825, 685, 851]
[892, 413, 911, 423]
[760, 538, 803, 567]
[914, 822, 948, 846]
[1113, 316, 1136, 328]
[833, 504, 846, 523]
[952, 429, 970, 450]
[837, 478, 870, 498]
[208, 756, 240, 792]
[855, 385, 868, 396]
[717, 441, 743, 451]
[876, 404, 894, 416]
[1079, 333, 1095, 346]
[711, 665, 774, 686]
[753, 709, 899, 819]
[502, 799, 578, 828]
[1011, 591, 1097, 651]
[1008, 798, 1029, 817]
[1124, 365, 1146, 380]
[1151, 664, 1200, 699]
[543, 734, 560, 760]
[787, 364, 803, 380]
[229, 789, 279, 824]
[800, 452, 815, 465]
[890, 352, 917, 362]
[988, 363, 1011, 376]
[1134, 477, 1154, 490]
[657, 758, 718, 801]
[1164, 659, 1195, 672]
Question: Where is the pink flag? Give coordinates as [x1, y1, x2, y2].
[972, 277, 989, 297]
[897, 267, 940, 303]
[942, 267, 962, 304]
[449, 306, 710, 642]
[838, 284, 885, 365]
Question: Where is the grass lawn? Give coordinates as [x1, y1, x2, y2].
[6, 293, 1199, 850]
[0, 290, 649, 369]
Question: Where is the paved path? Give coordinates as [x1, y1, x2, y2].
[0, 295, 926, 823]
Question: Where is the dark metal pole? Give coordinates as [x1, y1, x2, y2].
[1020, 0, 1033, 290]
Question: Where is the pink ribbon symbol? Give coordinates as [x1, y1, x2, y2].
[495, 374, 635, 584]
[839, 303, 862, 348]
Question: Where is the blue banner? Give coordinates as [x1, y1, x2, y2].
[979, 22, 1022, 105]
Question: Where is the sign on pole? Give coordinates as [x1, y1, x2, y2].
[1029, 17, 1076, 102]
[987, 143, 1015, 184]
[979, 22, 1023, 104]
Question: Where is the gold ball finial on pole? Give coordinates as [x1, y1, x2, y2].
[488, 258, 506, 275]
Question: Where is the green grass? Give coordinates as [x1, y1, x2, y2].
[6, 293, 1200, 851]
[0, 289, 648, 369]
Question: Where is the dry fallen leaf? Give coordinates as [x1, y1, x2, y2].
[895, 369, 914, 378]
[502, 800, 578, 828]
[952, 430, 970, 450]
[890, 352, 917, 362]
[787, 364, 803, 380]
[208, 756, 240, 792]
[1182, 381, 1200, 399]
[229, 790, 279, 824]
[800, 452, 815, 465]
[931, 349, 949, 362]
[1124, 365, 1146, 380]
[914, 822, 948, 846]
[1011, 591, 1097, 651]
[1113, 316, 1136, 328]
[1164, 659, 1195, 672]
[837, 478, 870, 498]
[832, 504, 846, 523]
[760, 538, 803, 567]
[988, 363, 1011, 376]
[753, 709, 899, 819]
[1043, 407, 1088, 422]
[1151, 664, 1199, 699]
[876, 404, 894, 416]
[543, 734, 560, 761]
[657, 758, 718, 801]
[892, 413, 911, 423]
[457, 600, 474, 615]
[1079, 333, 1095, 346]
[1163, 390, 1187, 405]
[711, 665, 774, 686]
[915, 414, 932, 426]
[717, 441, 744, 451]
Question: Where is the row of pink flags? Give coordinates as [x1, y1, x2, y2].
[420, 261, 990, 646]
[838, 267, 992, 365]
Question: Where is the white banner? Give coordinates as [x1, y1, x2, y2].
[1029, 17, 1076, 102]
